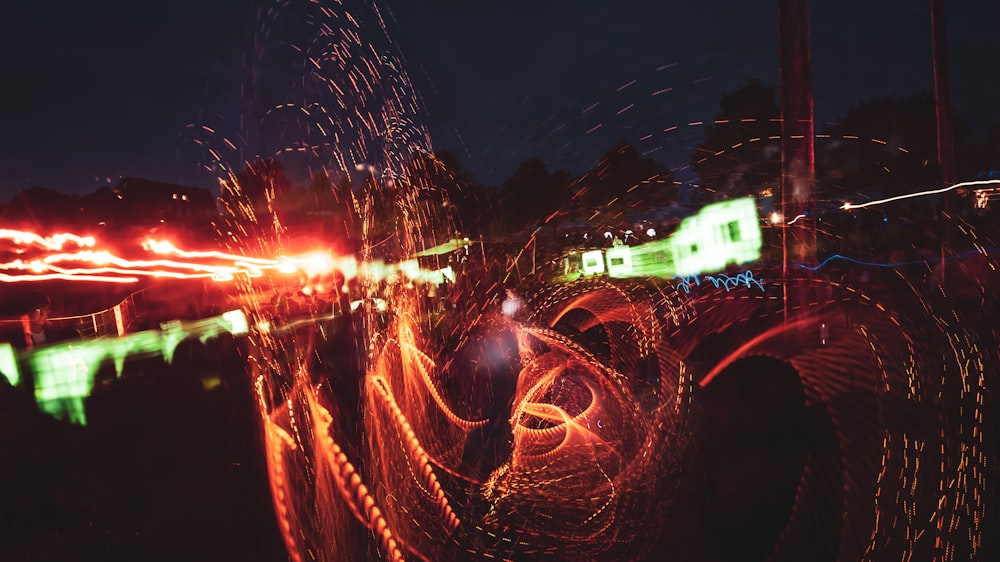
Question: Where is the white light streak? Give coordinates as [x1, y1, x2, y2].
[840, 180, 1000, 210]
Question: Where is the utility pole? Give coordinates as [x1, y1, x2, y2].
[931, 0, 955, 282]
[930, 3, 955, 556]
[931, 0, 956, 188]
[778, 0, 817, 316]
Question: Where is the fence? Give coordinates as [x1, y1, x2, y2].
[0, 289, 148, 343]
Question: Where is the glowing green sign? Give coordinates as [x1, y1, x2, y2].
[576, 198, 762, 280]
[581, 250, 605, 276]
[668, 197, 762, 277]
[0, 309, 248, 425]
[0, 343, 18, 387]
[605, 246, 633, 277]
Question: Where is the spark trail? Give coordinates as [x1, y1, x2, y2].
[149, 2, 1000, 561]
[0, 230, 452, 287]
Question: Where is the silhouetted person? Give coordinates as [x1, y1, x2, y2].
[12, 293, 52, 350]
[315, 269, 363, 446]
[501, 287, 526, 320]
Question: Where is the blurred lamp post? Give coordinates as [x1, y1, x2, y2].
[778, 0, 817, 316]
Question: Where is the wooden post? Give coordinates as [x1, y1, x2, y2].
[778, 0, 817, 316]
[931, 0, 955, 283]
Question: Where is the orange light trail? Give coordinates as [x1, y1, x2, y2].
[1, 230, 450, 286]
[2, 249, 280, 283]
[0, 271, 138, 284]
[0, 229, 344, 284]
[0, 229, 96, 251]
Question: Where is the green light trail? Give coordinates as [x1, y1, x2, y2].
[0, 309, 248, 425]
[572, 197, 763, 280]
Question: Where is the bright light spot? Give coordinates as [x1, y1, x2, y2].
[222, 309, 249, 335]
[582, 250, 605, 275]
[0, 344, 19, 387]
[770, 211, 782, 224]
[646, 228, 656, 237]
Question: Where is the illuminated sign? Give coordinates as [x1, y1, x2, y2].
[604, 246, 633, 277]
[581, 250, 605, 276]
[576, 198, 762, 280]
[668, 197, 762, 277]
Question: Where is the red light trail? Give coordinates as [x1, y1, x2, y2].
[0, 229, 346, 284]
[1, 229, 451, 290]
[0, 229, 96, 251]
[4, 0, 993, 557]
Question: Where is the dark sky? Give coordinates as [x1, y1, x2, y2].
[1, 0, 998, 203]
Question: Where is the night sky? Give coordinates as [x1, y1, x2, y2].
[1, 0, 998, 202]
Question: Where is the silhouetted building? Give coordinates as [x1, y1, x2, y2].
[114, 178, 216, 225]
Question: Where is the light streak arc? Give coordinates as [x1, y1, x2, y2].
[0, 229, 96, 250]
[2, 231, 456, 286]
[841, 179, 1000, 210]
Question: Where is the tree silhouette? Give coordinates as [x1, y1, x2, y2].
[406, 150, 492, 236]
[987, 124, 1000, 166]
[574, 140, 676, 212]
[76, 186, 124, 231]
[307, 168, 335, 212]
[0, 187, 79, 230]
[233, 159, 292, 204]
[692, 79, 781, 200]
[222, 158, 294, 228]
[817, 94, 974, 199]
[497, 158, 571, 232]
[302, 168, 358, 242]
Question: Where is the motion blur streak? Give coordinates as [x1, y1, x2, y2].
[841, 179, 1000, 210]
[0, 229, 96, 250]
[1, 231, 451, 286]
[150, 1, 1000, 561]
